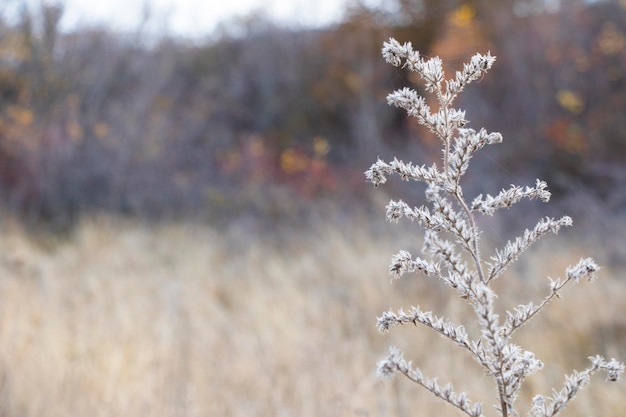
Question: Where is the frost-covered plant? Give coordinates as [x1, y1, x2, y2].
[366, 38, 624, 417]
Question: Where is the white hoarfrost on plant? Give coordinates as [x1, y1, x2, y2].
[366, 38, 623, 417]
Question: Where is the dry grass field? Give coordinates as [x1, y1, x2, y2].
[0, 216, 623, 416]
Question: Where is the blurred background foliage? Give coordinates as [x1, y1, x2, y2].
[0, 0, 624, 234]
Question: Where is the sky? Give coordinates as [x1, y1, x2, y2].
[56, 0, 349, 39]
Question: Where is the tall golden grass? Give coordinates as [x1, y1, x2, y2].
[0, 217, 622, 416]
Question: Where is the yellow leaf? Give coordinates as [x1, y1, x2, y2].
[451, 5, 475, 28]
[313, 136, 329, 157]
[7, 105, 34, 126]
[280, 148, 309, 174]
[556, 90, 584, 114]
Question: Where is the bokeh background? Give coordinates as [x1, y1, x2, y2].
[0, 0, 624, 416]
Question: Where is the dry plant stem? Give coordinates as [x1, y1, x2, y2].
[455, 188, 484, 282]
[367, 38, 624, 417]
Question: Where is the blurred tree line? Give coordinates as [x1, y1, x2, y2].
[0, 0, 624, 230]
